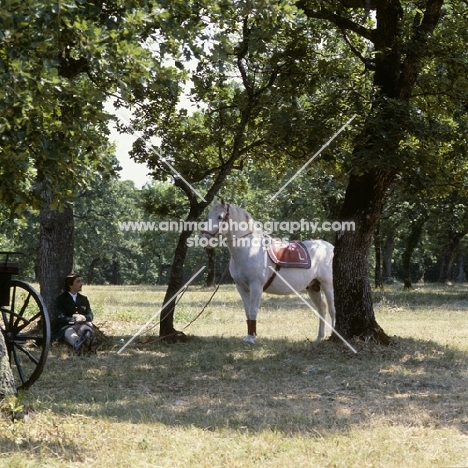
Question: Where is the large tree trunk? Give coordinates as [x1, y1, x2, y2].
[0, 333, 16, 397]
[158, 189, 212, 341]
[382, 233, 394, 283]
[332, 169, 395, 344]
[318, 0, 442, 344]
[37, 202, 74, 328]
[159, 227, 197, 341]
[438, 231, 467, 283]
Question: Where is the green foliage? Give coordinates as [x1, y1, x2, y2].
[2, 0, 468, 287]
[73, 178, 202, 285]
[0, 0, 178, 211]
[0, 208, 38, 279]
[73, 178, 144, 284]
[115, 0, 468, 287]
[1, 1, 104, 209]
[128, 2, 335, 192]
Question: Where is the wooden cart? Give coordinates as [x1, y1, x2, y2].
[0, 252, 50, 390]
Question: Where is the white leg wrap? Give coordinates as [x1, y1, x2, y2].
[243, 335, 255, 345]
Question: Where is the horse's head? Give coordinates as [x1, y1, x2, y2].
[200, 199, 230, 247]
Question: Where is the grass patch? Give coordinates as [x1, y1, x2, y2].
[1, 283, 468, 467]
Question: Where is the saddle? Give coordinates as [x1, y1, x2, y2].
[265, 237, 311, 269]
[263, 237, 311, 292]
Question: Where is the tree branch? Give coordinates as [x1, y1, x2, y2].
[296, 1, 374, 42]
[340, 28, 375, 69]
[58, 48, 89, 79]
[397, 0, 444, 100]
[340, 0, 378, 7]
[254, 68, 278, 98]
[236, 16, 254, 97]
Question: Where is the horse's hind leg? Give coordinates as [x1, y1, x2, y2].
[322, 286, 335, 330]
[306, 279, 328, 342]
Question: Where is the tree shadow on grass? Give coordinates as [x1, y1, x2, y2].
[0, 436, 89, 465]
[121, 293, 311, 309]
[33, 334, 468, 438]
[373, 282, 468, 307]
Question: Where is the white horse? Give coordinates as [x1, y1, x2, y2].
[201, 200, 335, 344]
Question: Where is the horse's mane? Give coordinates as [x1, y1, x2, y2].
[228, 203, 254, 224]
[212, 200, 255, 226]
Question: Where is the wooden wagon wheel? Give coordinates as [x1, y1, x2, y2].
[0, 279, 51, 390]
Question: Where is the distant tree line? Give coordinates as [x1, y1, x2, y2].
[2, 168, 467, 287]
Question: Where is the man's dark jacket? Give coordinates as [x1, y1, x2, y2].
[51, 292, 93, 340]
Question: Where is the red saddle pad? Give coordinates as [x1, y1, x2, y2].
[266, 238, 311, 269]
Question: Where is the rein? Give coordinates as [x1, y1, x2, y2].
[145, 249, 230, 340]
[142, 250, 206, 336]
[182, 260, 230, 330]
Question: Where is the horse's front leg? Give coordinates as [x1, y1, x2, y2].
[236, 283, 263, 345]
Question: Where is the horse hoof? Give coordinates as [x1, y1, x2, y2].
[243, 335, 255, 345]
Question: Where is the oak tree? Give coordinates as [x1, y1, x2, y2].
[297, 0, 467, 342]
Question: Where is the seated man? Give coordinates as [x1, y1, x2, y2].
[52, 273, 99, 353]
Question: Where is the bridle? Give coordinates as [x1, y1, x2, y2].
[201, 203, 255, 241]
[201, 203, 230, 239]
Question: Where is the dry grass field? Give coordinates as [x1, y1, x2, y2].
[1, 282, 468, 467]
